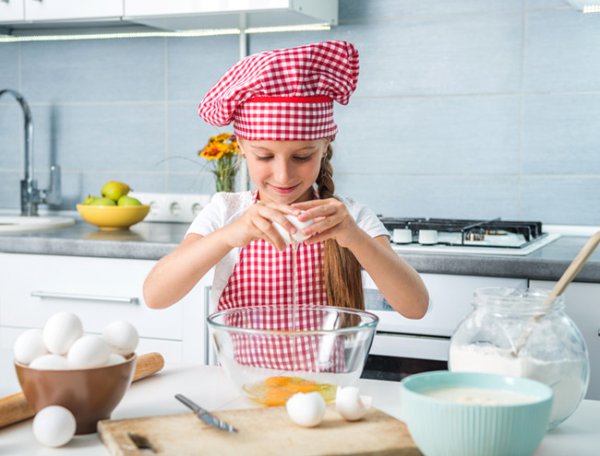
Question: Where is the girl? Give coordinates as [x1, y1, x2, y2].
[143, 41, 428, 326]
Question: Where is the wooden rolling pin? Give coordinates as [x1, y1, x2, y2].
[0, 352, 164, 430]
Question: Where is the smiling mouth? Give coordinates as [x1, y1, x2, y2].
[271, 184, 299, 194]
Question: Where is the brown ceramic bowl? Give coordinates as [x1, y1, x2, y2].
[15, 354, 136, 434]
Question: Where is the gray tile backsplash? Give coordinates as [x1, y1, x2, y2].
[0, 0, 599, 226]
[20, 38, 166, 102]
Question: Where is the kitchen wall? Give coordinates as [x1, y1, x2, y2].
[1, 0, 600, 225]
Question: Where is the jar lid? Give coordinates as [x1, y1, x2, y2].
[473, 287, 565, 312]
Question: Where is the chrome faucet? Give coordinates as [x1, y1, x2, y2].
[0, 88, 61, 216]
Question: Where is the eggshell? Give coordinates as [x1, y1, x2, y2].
[102, 320, 139, 355]
[67, 335, 111, 369]
[13, 328, 49, 364]
[32, 405, 76, 447]
[106, 353, 126, 366]
[273, 214, 314, 245]
[29, 354, 69, 370]
[335, 386, 372, 421]
[285, 392, 326, 427]
[43, 312, 83, 355]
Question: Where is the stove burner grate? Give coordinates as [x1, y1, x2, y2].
[378, 217, 545, 248]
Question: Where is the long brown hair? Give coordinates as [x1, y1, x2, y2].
[316, 143, 364, 310]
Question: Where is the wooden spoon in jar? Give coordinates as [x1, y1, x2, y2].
[512, 231, 600, 356]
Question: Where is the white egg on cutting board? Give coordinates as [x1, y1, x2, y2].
[102, 320, 139, 355]
[13, 328, 48, 364]
[335, 386, 372, 421]
[285, 392, 326, 427]
[67, 335, 111, 369]
[43, 312, 83, 355]
[29, 354, 69, 370]
[32, 405, 76, 447]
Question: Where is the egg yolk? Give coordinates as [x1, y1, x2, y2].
[244, 376, 336, 406]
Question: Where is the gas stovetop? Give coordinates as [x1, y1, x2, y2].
[378, 217, 560, 256]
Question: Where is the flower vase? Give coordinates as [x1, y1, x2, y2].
[216, 173, 235, 193]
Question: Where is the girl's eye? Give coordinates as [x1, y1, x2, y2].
[256, 156, 273, 161]
[294, 155, 312, 162]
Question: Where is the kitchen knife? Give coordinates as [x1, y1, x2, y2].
[174, 394, 238, 433]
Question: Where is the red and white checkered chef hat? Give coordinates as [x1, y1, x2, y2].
[198, 40, 359, 140]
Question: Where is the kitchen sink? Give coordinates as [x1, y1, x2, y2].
[0, 215, 75, 233]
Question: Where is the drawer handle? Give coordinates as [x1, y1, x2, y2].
[31, 291, 140, 305]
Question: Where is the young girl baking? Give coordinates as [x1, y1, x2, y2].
[143, 41, 428, 327]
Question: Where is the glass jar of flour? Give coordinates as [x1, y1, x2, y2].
[448, 287, 589, 429]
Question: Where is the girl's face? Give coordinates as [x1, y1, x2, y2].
[239, 139, 328, 204]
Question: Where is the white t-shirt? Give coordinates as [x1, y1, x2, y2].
[186, 191, 389, 311]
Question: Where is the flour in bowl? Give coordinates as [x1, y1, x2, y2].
[425, 386, 536, 405]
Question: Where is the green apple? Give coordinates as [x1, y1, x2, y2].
[82, 195, 97, 205]
[101, 181, 131, 202]
[90, 197, 116, 206]
[117, 195, 142, 207]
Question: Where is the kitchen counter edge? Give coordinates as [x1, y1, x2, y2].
[0, 221, 599, 283]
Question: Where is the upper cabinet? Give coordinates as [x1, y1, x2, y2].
[23, 0, 123, 22]
[124, 0, 338, 30]
[0, 0, 25, 24]
[0, 0, 337, 34]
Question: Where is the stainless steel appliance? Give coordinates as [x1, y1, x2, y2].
[380, 217, 560, 256]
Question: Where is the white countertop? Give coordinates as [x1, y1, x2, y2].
[1, 363, 599, 455]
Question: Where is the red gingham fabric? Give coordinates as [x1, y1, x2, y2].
[217, 193, 345, 372]
[198, 40, 359, 140]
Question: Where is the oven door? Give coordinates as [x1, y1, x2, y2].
[362, 283, 449, 381]
[361, 271, 527, 381]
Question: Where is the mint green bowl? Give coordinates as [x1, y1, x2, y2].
[402, 371, 553, 456]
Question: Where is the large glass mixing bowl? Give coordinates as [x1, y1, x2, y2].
[207, 305, 378, 406]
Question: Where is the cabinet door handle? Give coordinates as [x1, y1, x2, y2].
[31, 290, 140, 305]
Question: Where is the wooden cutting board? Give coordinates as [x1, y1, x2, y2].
[98, 405, 421, 456]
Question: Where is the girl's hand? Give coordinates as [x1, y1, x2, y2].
[223, 201, 299, 251]
[291, 198, 362, 248]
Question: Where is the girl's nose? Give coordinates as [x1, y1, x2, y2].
[274, 159, 292, 183]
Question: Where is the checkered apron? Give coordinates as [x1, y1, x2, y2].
[217, 202, 345, 372]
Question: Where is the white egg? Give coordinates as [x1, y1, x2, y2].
[67, 335, 111, 369]
[106, 353, 126, 366]
[13, 328, 49, 364]
[273, 214, 314, 245]
[33, 405, 76, 447]
[43, 312, 83, 355]
[102, 320, 139, 355]
[335, 386, 372, 421]
[29, 354, 69, 370]
[285, 392, 326, 427]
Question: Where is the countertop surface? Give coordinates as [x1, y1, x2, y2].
[0, 219, 599, 282]
[1, 363, 599, 455]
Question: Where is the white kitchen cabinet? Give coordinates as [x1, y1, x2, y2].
[1, 0, 336, 34]
[0, 253, 212, 366]
[124, 0, 338, 30]
[530, 280, 600, 400]
[23, 0, 123, 22]
[0, 0, 25, 24]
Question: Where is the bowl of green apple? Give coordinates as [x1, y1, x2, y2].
[77, 181, 149, 231]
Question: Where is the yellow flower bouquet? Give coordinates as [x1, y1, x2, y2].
[199, 132, 240, 192]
